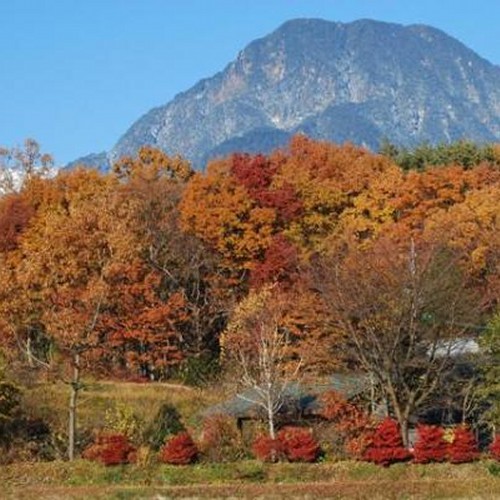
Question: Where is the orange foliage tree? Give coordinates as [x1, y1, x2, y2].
[15, 168, 116, 459]
[108, 147, 229, 375]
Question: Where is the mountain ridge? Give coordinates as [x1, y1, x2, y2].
[69, 18, 500, 171]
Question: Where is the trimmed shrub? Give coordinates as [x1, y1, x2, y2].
[490, 435, 500, 461]
[278, 426, 321, 463]
[448, 426, 479, 464]
[160, 432, 198, 465]
[198, 413, 244, 462]
[143, 402, 185, 451]
[413, 424, 447, 464]
[363, 417, 411, 467]
[251, 434, 285, 463]
[82, 432, 136, 466]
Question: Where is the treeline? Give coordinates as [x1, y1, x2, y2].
[0, 135, 499, 443]
[379, 139, 500, 170]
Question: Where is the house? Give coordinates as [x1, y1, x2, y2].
[203, 373, 370, 432]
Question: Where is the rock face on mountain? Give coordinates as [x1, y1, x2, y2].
[80, 18, 500, 170]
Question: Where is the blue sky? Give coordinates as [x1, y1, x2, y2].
[1, 0, 499, 165]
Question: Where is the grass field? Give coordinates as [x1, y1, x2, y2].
[5, 381, 499, 498]
[2, 460, 499, 499]
[23, 379, 221, 428]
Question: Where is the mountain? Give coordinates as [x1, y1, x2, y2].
[75, 18, 500, 170]
[66, 151, 109, 172]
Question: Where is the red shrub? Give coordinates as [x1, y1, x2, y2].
[448, 426, 479, 464]
[319, 390, 376, 458]
[363, 418, 411, 467]
[413, 425, 447, 464]
[251, 435, 285, 463]
[82, 432, 136, 466]
[277, 426, 321, 463]
[490, 435, 500, 461]
[160, 432, 198, 465]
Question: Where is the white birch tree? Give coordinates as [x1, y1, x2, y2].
[222, 286, 301, 439]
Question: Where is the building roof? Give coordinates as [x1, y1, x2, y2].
[203, 373, 369, 420]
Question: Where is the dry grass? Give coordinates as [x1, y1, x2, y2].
[9, 381, 500, 498]
[1, 460, 499, 499]
[23, 379, 222, 423]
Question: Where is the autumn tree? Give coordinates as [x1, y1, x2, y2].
[108, 147, 228, 375]
[424, 184, 500, 309]
[313, 236, 480, 446]
[319, 390, 376, 458]
[275, 135, 403, 255]
[180, 157, 276, 276]
[180, 136, 403, 285]
[0, 146, 229, 386]
[387, 163, 500, 239]
[363, 417, 411, 466]
[221, 286, 302, 439]
[0, 191, 44, 366]
[14, 168, 116, 459]
[0, 138, 53, 195]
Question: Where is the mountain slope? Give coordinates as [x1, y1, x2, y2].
[82, 18, 500, 170]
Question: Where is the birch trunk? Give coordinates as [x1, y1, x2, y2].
[68, 352, 80, 461]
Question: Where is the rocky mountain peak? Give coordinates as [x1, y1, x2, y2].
[72, 18, 500, 170]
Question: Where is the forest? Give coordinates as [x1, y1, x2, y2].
[0, 136, 499, 484]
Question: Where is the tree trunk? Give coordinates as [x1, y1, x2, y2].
[26, 336, 34, 368]
[267, 393, 276, 440]
[369, 372, 376, 414]
[68, 352, 80, 461]
[400, 418, 409, 449]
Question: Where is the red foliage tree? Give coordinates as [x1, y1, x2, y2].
[250, 234, 299, 288]
[160, 432, 198, 465]
[82, 433, 136, 466]
[230, 153, 302, 224]
[363, 418, 412, 467]
[413, 424, 447, 464]
[489, 435, 500, 461]
[251, 434, 285, 463]
[277, 426, 321, 463]
[231, 153, 276, 191]
[448, 426, 480, 464]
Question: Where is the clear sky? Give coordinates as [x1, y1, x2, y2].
[1, 0, 499, 165]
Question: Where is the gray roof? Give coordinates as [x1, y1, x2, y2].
[204, 373, 369, 420]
